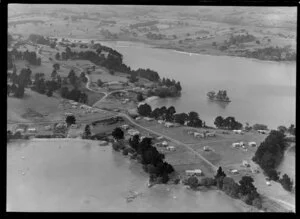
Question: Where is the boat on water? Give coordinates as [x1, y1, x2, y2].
[207, 90, 231, 102]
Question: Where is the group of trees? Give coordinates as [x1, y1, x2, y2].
[245, 46, 296, 61]
[145, 77, 182, 98]
[60, 87, 88, 104]
[56, 46, 161, 82]
[252, 123, 268, 131]
[214, 116, 243, 130]
[252, 130, 294, 192]
[111, 127, 174, 183]
[31, 72, 61, 97]
[137, 103, 204, 128]
[277, 124, 295, 136]
[8, 49, 41, 66]
[65, 115, 76, 127]
[129, 134, 174, 183]
[227, 33, 256, 45]
[185, 167, 262, 209]
[28, 34, 54, 47]
[7, 67, 33, 98]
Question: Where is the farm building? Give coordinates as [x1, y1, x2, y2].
[185, 169, 203, 176]
[27, 128, 37, 133]
[70, 124, 78, 129]
[15, 128, 25, 133]
[164, 122, 174, 128]
[233, 130, 244, 134]
[257, 130, 267, 134]
[230, 169, 239, 174]
[206, 132, 216, 137]
[121, 124, 129, 130]
[242, 160, 250, 167]
[203, 146, 211, 151]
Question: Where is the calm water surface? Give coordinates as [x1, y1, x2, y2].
[7, 140, 243, 212]
[99, 41, 296, 129]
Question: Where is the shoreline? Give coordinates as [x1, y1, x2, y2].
[59, 36, 296, 64]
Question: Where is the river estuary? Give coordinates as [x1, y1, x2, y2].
[99, 40, 296, 129]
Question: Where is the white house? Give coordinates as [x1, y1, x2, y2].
[185, 169, 203, 176]
[266, 181, 271, 186]
[27, 128, 37, 133]
[166, 146, 176, 151]
[72, 105, 77, 109]
[164, 122, 174, 128]
[144, 117, 154, 121]
[161, 141, 168, 147]
[135, 117, 142, 120]
[230, 169, 239, 174]
[128, 129, 140, 136]
[157, 120, 164, 124]
[248, 142, 257, 147]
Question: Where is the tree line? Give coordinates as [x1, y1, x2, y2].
[55, 46, 160, 82]
[8, 49, 41, 66]
[137, 103, 204, 128]
[214, 116, 243, 130]
[111, 127, 175, 184]
[184, 167, 263, 209]
[252, 130, 294, 192]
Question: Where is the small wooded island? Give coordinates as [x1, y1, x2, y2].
[207, 90, 231, 102]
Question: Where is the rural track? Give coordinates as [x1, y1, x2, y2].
[117, 112, 218, 172]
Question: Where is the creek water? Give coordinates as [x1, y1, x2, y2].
[7, 140, 243, 212]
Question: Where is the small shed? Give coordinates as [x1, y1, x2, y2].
[166, 146, 176, 151]
[206, 132, 216, 137]
[203, 146, 211, 151]
[185, 169, 203, 176]
[161, 141, 168, 147]
[44, 125, 51, 131]
[164, 122, 174, 128]
[121, 124, 129, 130]
[144, 117, 154, 121]
[157, 120, 164, 124]
[15, 128, 25, 133]
[248, 142, 257, 147]
[27, 128, 37, 133]
[231, 169, 239, 174]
